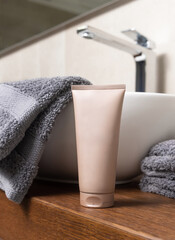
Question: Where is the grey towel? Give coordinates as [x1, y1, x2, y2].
[140, 139, 175, 198]
[0, 76, 90, 203]
[140, 176, 175, 198]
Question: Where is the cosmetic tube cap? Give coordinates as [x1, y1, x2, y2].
[80, 192, 114, 208]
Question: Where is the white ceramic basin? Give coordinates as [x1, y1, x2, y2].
[38, 92, 175, 183]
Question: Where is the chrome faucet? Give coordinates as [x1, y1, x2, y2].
[77, 26, 156, 92]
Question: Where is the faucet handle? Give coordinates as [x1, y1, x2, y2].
[122, 29, 155, 50]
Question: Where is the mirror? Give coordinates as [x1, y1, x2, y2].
[0, 0, 117, 55]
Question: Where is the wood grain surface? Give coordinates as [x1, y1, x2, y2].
[0, 179, 175, 240]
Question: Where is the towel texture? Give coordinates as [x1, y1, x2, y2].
[0, 76, 90, 203]
[140, 139, 175, 198]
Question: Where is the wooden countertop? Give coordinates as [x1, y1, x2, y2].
[0, 179, 175, 240]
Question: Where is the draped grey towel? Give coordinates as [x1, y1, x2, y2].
[0, 76, 90, 203]
[139, 139, 175, 198]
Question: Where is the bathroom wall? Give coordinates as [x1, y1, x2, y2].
[0, 0, 175, 93]
[0, 0, 76, 51]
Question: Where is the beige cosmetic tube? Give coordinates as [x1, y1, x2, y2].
[71, 85, 125, 208]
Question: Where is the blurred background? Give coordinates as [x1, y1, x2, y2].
[0, 0, 175, 93]
[0, 0, 112, 51]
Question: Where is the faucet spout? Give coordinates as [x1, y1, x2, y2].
[77, 25, 156, 92]
[77, 25, 143, 57]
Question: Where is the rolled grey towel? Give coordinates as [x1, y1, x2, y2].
[140, 139, 175, 198]
[141, 140, 175, 176]
[0, 76, 91, 203]
[140, 175, 175, 199]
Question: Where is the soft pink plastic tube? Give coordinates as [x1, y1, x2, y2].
[72, 84, 125, 208]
